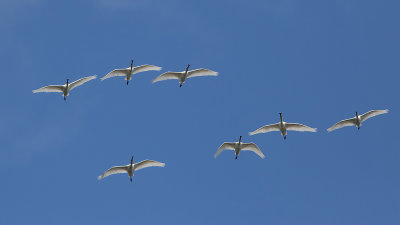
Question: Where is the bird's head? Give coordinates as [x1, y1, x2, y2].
[131, 155, 134, 164]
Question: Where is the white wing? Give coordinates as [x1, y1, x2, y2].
[187, 68, 218, 78]
[132, 64, 162, 75]
[33, 85, 64, 93]
[240, 143, 265, 159]
[69, 75, 97, 90]
[360, 109, 389, 122]
[101, 68, 130, 81]
[214, 142, 236, 158]
[327, 118, 355, 132]
[249, 123, 280, 135]
[286, 123, 317, 132]
[97, 165, 129, 180]
[152, 72, 183, 83]
[133, 160, 165, 172]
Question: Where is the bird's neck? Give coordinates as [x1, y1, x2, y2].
[185, 65, 190, 74]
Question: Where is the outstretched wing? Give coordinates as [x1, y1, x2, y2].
[360, 109, 389, 122]
[240, 143, 265, 159]
[97, 165, 129, 180]
[327, 118, 355, 132]
[69, 75, 97, 90]
[33, 85, 64, 93]
[286, 123, 317, 132]
[152, 72, 183, 83]
[187, 69, 218, 78]
[132, 64, 162, 75]
[249, 123, 280, 135]
[134, 160, 165, 172]
[101, 68, 130, 81]
[214, 142, 236, 158]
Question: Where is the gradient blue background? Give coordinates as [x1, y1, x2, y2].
[0, 0, 399, 224]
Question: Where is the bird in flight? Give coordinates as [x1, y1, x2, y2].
[152, 64, 218, 87]
[249, 113, 317, 140]
[98, 156, 165, 182]
[33, 75, 97, 100]
[214, 136, 265, 159]
[327, 109, 389, 132]
[101, 60, 162, 85]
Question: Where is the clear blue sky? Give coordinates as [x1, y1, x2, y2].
[0, 0, 399, 224]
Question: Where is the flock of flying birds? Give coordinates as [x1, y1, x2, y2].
[32, 60, 389, 182]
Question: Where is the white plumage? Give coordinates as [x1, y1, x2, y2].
[101, 60, 162, 85]
[214, 136, 264, 159]
[249, 113, 317, 140]
[152, 64, 217, 87]
[327, 109, 389, 132]
[98, 156, 165, 182]
[33, 75, 97, 100]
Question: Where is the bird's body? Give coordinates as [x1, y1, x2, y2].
[249, 113, 317, 140]
[214, 136, 264, 159]
[101, 60, 162, 85]
[327, 109, 389, 132]
[33, 75, 97, 100]
[152, 64, 218, 87]
[98, 156, 165, 182]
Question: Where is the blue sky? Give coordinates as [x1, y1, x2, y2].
[0, 0, 399, 224]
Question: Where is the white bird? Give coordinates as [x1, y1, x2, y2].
[101, 60, 162, 85]
[249, 113, 317, 140]
[327, 109, 389, 132]
[152, 64, 218, 87]
[33, 75, 97, 100]
[98, 156, 165, 182]
[214, 136, 265, 159]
